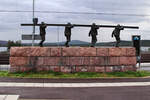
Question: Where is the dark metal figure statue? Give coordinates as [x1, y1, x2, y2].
[112, 24, 124, 47]
[89, 23, 99, 47]
[39, 22, 47, 47]
[64, 22, 74, 47]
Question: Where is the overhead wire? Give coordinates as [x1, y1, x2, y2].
[0, 10, 149, 17]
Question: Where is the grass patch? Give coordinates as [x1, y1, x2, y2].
[0, 71, 150, 78]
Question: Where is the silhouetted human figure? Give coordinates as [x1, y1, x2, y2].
[64, 23, 74, 47]
[89, 23, 99, 47]
[39, 22, 47, 47]
[112, 24, 124, 47]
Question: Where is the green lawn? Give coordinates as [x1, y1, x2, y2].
[0, 71, 150, 78]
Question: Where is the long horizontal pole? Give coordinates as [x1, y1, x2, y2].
[21, 24, 139, 29]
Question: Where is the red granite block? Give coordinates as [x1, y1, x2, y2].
[79, 47, 96, 56]
[108, 57, 120, 65]
[112, 66, 123, 72]
[43, 57, 61, 66]
[43, 66, 50, 71]
[36, 67, 44, 72]
[10, 47, 31, 57]
[61, 57, 70, 66]
[90, 57, 105, 65]
[69, 57, 90, 66]
[20, 67, 33, 72]
[122, 66, 137, 72]
[10, 67, 20, 72]
[61, 66, 71, 73]
[95, 66, 105, 72]
[62, 47, 80, 56]
[97, 48, 109, 56]
[105, 67, 113, 72]
[76, 66, 95, 72]
[49, 66, 60, 72]
[10, 57, 29, 66]
[35, 66, 50, 71]
[36, 57, 44, 66]
[30, 47, 51, 57]
[51, 47, 61, 57]
[126, 48, 136, 56]
[120, 57, 137, 65]
[109, 48, 127, 56]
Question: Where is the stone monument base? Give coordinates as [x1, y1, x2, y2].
[10, 47, 137, 73]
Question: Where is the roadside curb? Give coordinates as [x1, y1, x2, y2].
[0, 77, 150, 83]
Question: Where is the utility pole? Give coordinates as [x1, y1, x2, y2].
[32, 0, 35, 46]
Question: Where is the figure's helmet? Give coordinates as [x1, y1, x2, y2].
[67, 22, 71, 25]
[41, 22, 45, 25]
[92, 23, 96, 26]
[117, 24, 121, 28]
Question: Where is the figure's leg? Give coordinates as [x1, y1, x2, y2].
[65, 36, 70, 47]
[115, 36, 120, 47]
[91, 36, 94, 47]
[39, 35, 42, 46]
[39, 35, 45, 47]
[91, 35, 97, 47]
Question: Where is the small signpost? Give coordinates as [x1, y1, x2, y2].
[132, 35, 141, 68]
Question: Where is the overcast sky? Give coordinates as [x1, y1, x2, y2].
[0, 0, 150, 43]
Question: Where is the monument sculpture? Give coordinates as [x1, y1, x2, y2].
[9, 22, 139, 73]
[39, 22, 47, 47]
[89, 23, 99, 47]
[112, 24, 124, 47]
[64, 23, 74, 47]
[21, 22, 139, 47]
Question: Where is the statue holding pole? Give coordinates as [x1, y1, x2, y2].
[64, 22, 74, 47]
[39, 22, 47, 47]
[112, 24, 124, 47]
[89, 23, 99, 47]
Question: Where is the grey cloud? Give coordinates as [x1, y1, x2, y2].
[0, 0, 149, 42]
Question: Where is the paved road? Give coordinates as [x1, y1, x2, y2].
[0, 86, 150, 100]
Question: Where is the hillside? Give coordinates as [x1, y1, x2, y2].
[1, 40, 150, 47]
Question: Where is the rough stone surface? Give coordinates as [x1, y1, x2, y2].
[10, 47, 31, 57]
[61, 66, 72, 73]
[70, 57, 90, 66]
[49, 66, 60, 72]
[122, 66, 137, 72]
[90, 57, 106, 66]
[10, 47, 137, 72]
[120, 57, 137, 65]
[79, 47, 96, 56]
[51, 47, 61, 57]
[43, 57, 61, 66]
[126, 48, 136, 56]
[62, 48, 80, 57]
[10, 57, 29, 66]
[97, 48, 109, 56]
[109, 48, 127, 57]
[108, 57, 120, 66]
[95, 66, 105, 72]
[76, 66, 95, 72]
[30, 47, 51, 57]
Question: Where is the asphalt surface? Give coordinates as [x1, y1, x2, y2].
[0, 86, 150, 100]
[0, 77, 150, 83]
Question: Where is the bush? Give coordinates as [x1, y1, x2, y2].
[7, 40, 22, 50]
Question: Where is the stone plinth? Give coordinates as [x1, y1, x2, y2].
[10, 47, 137, 73]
